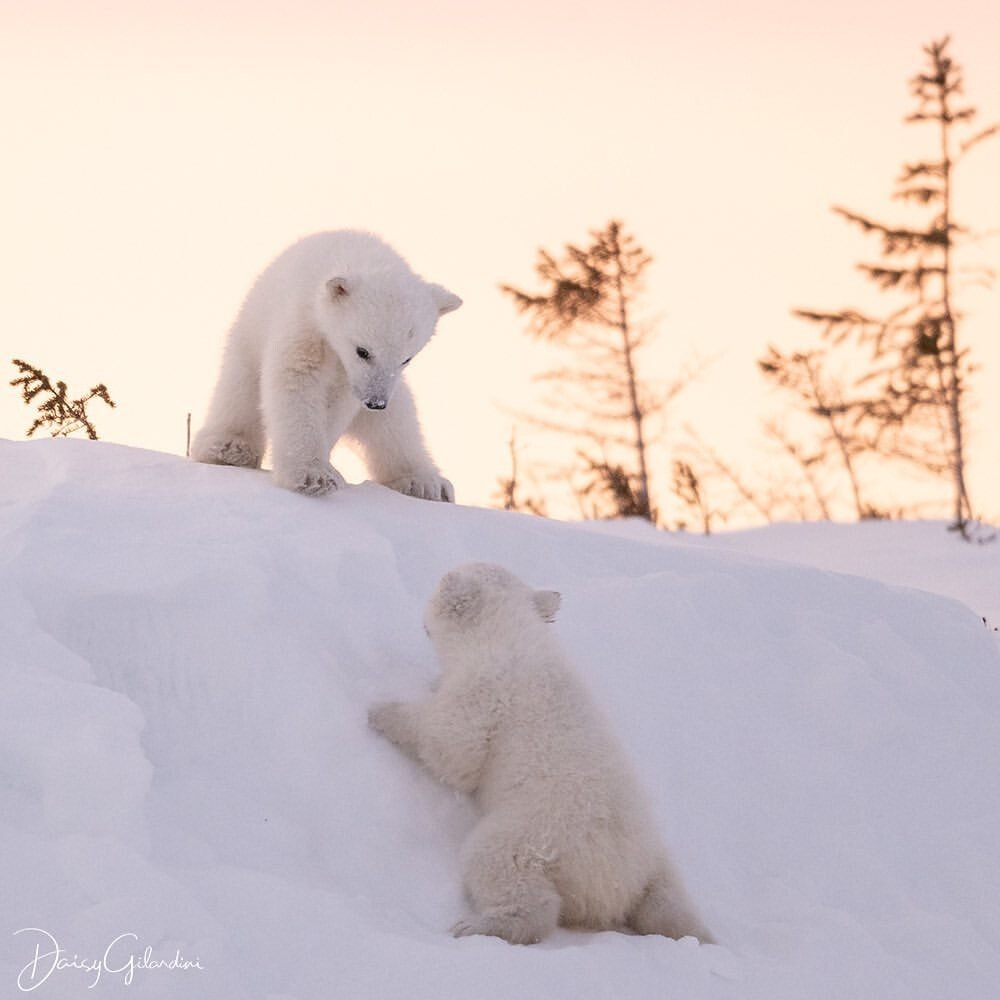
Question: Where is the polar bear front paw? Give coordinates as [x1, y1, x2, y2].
[369, 701, 420, 755]
[384, 473, 455, 503]
[192, 436, 262, 469]
[368, 701, 405, 738]
[275, 461, 347, 496]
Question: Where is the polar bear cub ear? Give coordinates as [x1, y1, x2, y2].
[326, 276, 351, 300]
[533, 590, 561, 623]
[428, 283, 462, 316]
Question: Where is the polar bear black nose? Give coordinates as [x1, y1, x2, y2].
[365, 398, 387, 410]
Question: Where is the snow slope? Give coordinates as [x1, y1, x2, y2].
[584, 517, 1000, 649]
[1, 438, 998, 1000]
[684, 521, 1000, 642]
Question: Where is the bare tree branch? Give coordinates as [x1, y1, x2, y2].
[10, 359, 115, 440]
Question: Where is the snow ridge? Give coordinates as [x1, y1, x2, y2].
[1, 439, 998, 999]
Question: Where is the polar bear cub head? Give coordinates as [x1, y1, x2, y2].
[425, 563, 561, 652]
[318, 268, 461, 411]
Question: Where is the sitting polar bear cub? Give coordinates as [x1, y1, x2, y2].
[369, 562, 714, 946]
[192, 230, 461, 499]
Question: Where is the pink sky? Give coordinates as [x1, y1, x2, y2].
[2, 0, 998, 523]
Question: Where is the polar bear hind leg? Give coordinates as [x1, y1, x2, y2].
[627, 869, 714, 944]
[452, 816, 561, 945]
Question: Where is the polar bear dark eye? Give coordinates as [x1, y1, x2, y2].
[402, 356, 413, 367]
[356, 347, 371, 361]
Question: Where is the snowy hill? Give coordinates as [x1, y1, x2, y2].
[2, 438, 999, 1000]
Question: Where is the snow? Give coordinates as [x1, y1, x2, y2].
[1, 437, 999, 999]
[582, 517, 1000, 648]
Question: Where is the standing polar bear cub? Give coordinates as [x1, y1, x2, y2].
[369, 563, 714, 946]
[192, 231, 461, 498]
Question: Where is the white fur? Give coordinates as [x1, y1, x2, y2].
[191, 230, 461, 498]
[369, 563, 714, 945]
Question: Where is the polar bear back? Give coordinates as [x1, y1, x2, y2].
[426, 562, 655, 826]
[475, 649, 639, 809]
[231, 230, 416, 347]
[477, 652, 665, 923]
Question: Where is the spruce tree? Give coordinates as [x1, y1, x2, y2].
[500, 220, 660, 521]
[773, 37, 996, 533]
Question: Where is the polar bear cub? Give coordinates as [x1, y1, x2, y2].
[191, 230, 461, 498]
[369, 562, 714, 946]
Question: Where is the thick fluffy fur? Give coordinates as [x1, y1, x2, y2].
[191, 230, 461, 498]
[369, 563, 714, 945]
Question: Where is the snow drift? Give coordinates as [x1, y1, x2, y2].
[1, 438, 998, 1000]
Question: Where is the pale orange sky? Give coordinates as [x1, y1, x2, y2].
[2, 0, 998, 523]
